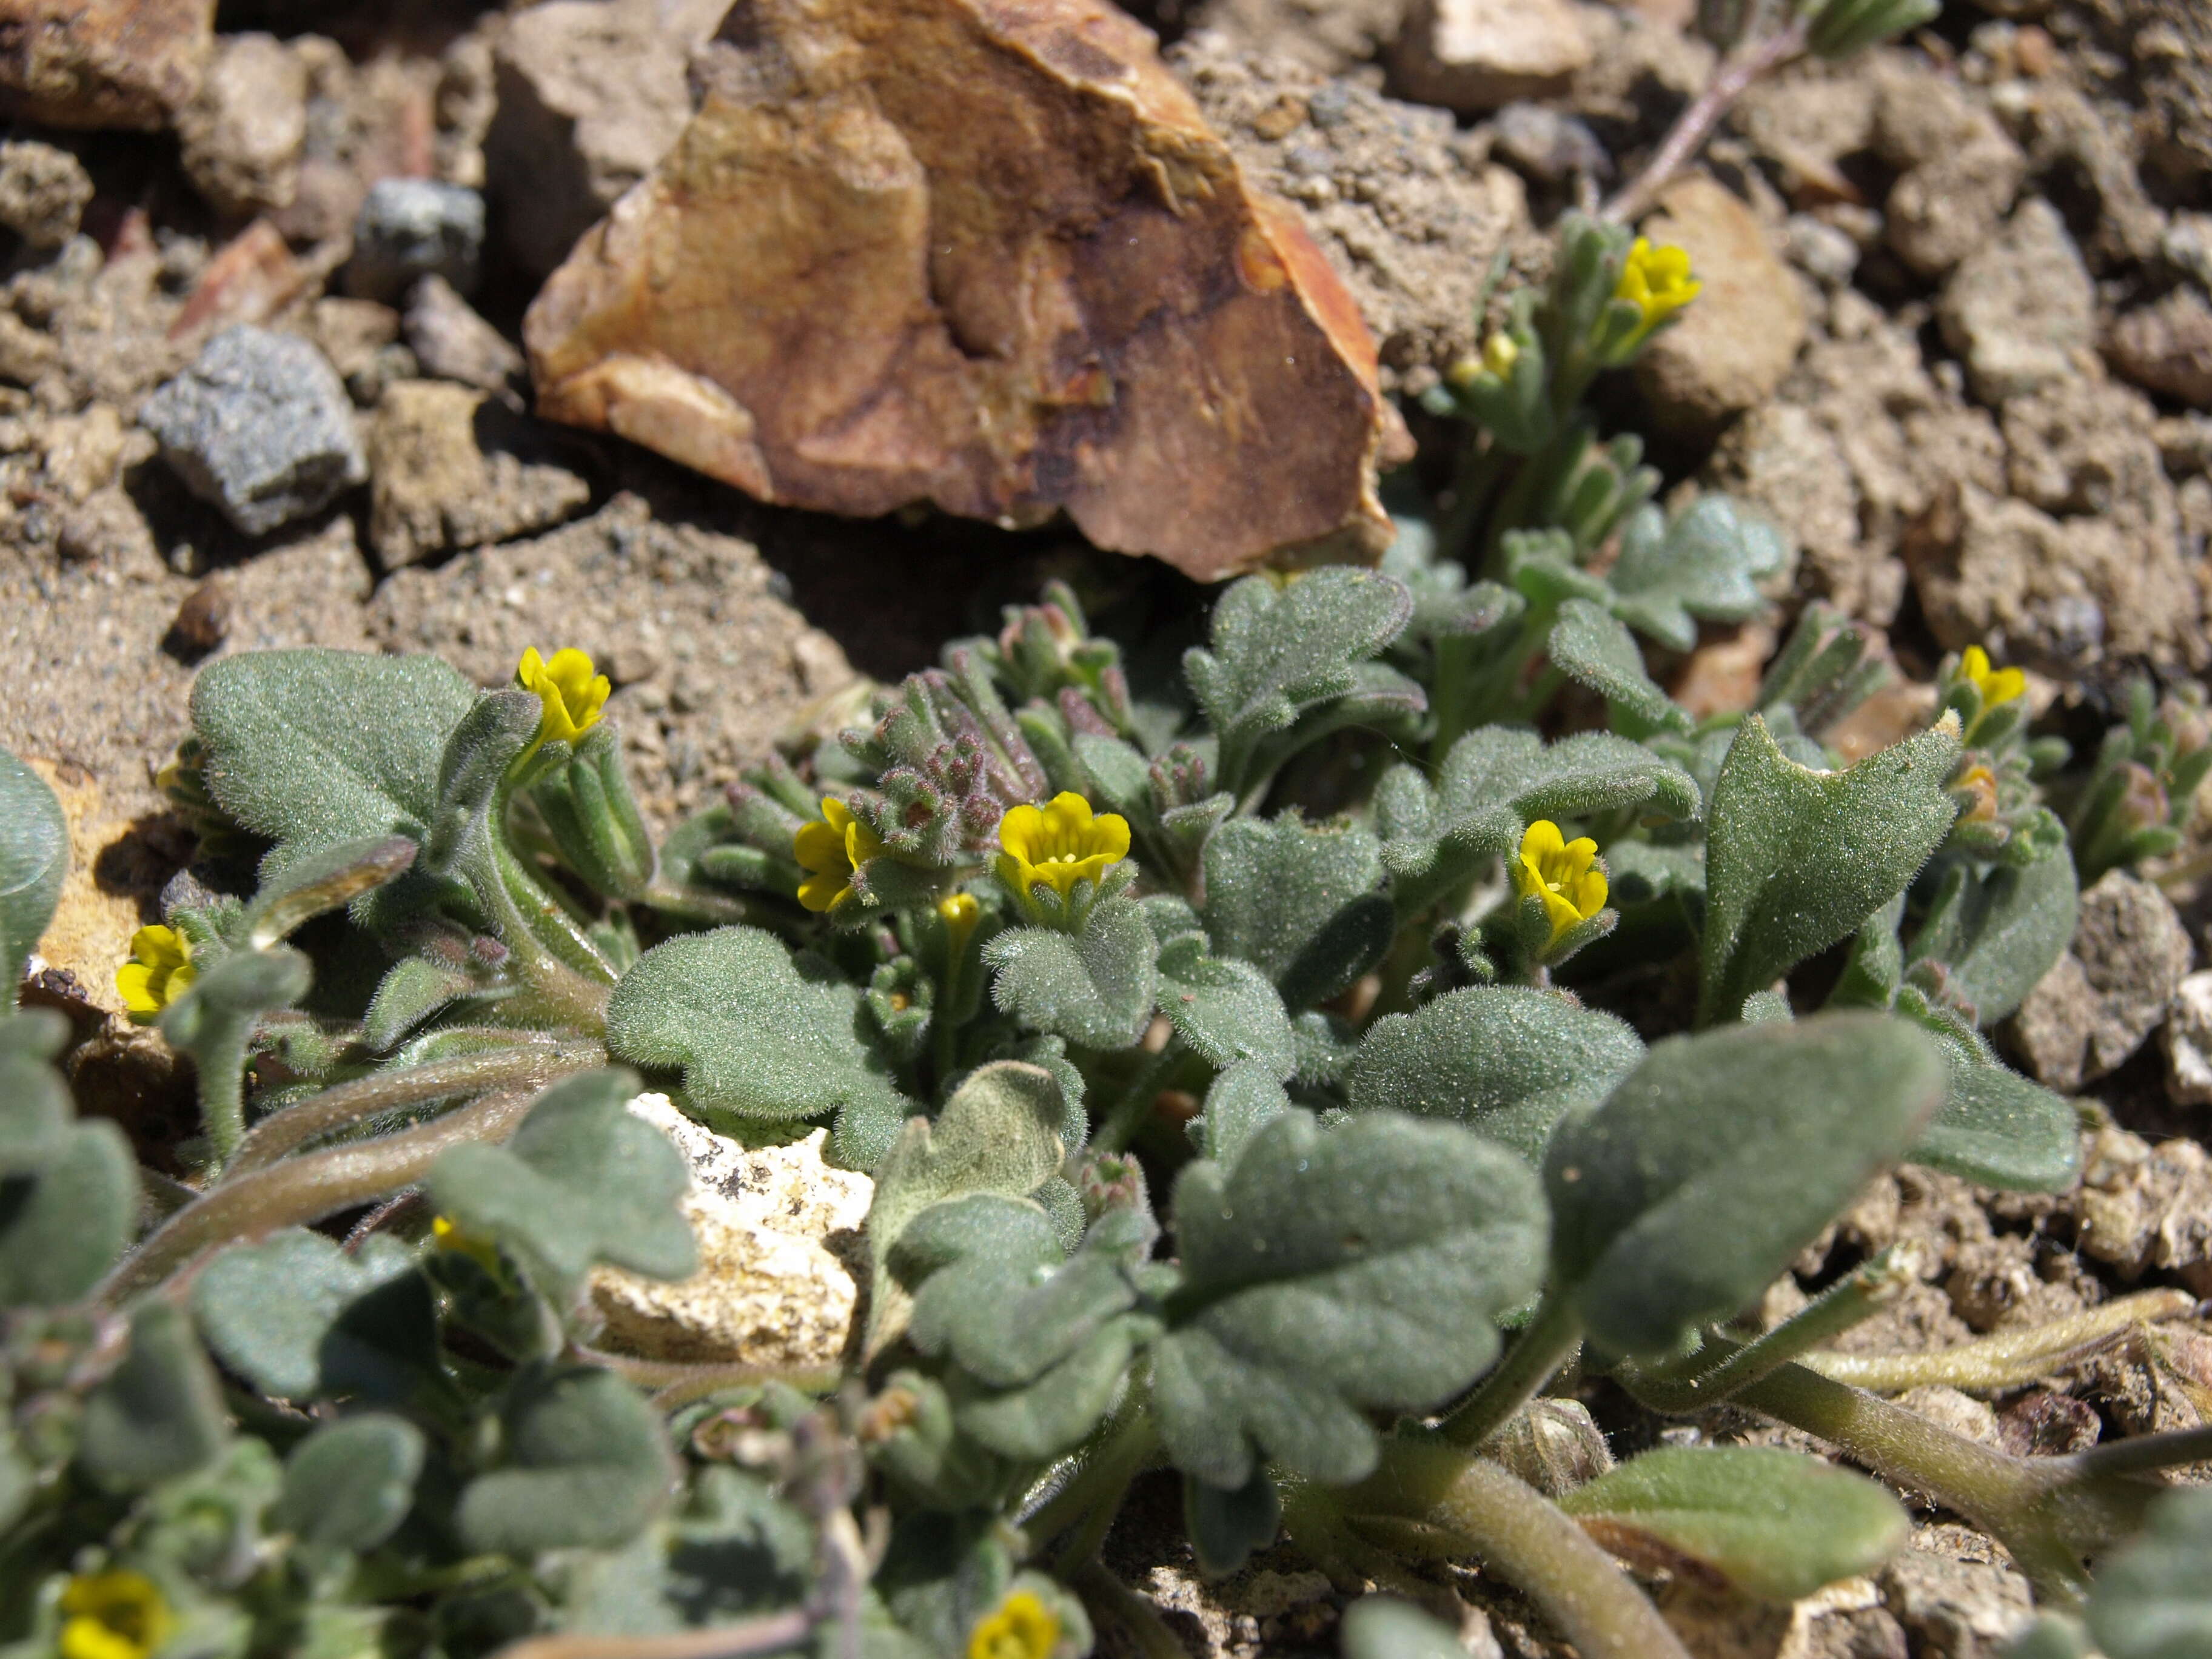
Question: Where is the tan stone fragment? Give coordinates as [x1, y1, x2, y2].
[592, 1096, 872, 1368]
[525, 0, 1407, 581]
[0, 0, 213, 131]
[1392, 0, 1592, 113]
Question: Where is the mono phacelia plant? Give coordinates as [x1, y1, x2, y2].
[4, 202, 2211, 1659]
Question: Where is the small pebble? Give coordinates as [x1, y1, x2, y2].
[346, 178, 486, 303]
[166, 577, 232, 660]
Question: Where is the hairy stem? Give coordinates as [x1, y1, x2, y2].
[1091, 1038, 1184, 1155]
[2048, 1423, 2212, 1483]
[1437, 1294, 1584, 1447]
[227, 1039, 597, 1173]
[103, 1087, 544, 1300]
[487, 1614, 815, 1659]
[1072, 1560, 1190, 1659]
[1797, 1288, 2199, 1395]
[1601, 20, 1809, 224]
[1369, 1447, 1694, 1659]
[566, 1347, 843, 1409]
[1023, 1381, 1161, 1556]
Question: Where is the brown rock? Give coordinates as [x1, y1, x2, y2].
[525, 0, 1407, 580]
[1937, 198, 2094, 407]
[486, 0, 732, 280]
[1872, 60, 2025, 280]
[1997, 1391, 2099, 1458]
[0, 0, 213, 131]
[1393, 0, 1590, 113]
[169, 219, 312, 341]
[1634, 173, 1808, 434]
[2106, 287, 2212, 409]
[2005, 871, 2194, 1090]
[403, 272, 523, 396]
[1187, 0, 1406, 76]
[366, 380, 591, 570]
[176, 32, 306, 219]
[0, 138, 92, 248]
[165, 574, 230, 659]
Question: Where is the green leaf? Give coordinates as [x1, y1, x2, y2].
[1547, 1013, 1945, 1356]
[193, 1230, 434, 1402]
[190, 649, 477, 917]
[457, 1362, 676, 1553]
[78, 1302, 229, 1492]
[1908, 850, 2077, 1025]
[1557, 1446, 1908, 1602]
[426, 1068, 695, 1310]
[1186, 1468, 1282, 1578]
[1441, 726, 1703, 830]
[0, 1012, 70, 1175]
[1348, 987, 1645, 1165]
[1699, 716, 1962, 1026]
[1607, 497, 1788, 654]
[607, 925, 912, 1148]
[1191, 1061, 1290, 1171]
[1338, 1596, 1469, 1659]
[2087, 1484, 2212, 1659]
[984, 898, 1157, 1050]
[1157, 936, 1297, 1079]
[1914, 1036, 2080, 1192]
[864, 1061, 1071, 1356]
[0, 747, 67, 997]
[0, 1116, 137, 1305]
[1202, 817, 1391, 1010]
[238, 836, 419, 949]
[1154, 1110, 1548, 1488]
[1184, 569, 1412, 757]
[1547, 601, 1691, 739]
[275, 1414, 427, 1553]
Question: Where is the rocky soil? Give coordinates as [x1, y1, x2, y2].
[2, 0, 2211, 1655]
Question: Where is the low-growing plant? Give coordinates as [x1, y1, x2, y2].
[7, 111, 2211, 1659]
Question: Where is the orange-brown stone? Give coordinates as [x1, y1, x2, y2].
[523, 0, 1409, 580]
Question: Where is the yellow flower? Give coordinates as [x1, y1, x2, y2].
[1952, 762, 2000, 823]
[516, 647, 610, 755]
[1959, 646, 2025, 710]
[1481, 331, 1521, 378]
[431, 1215, 504, 1277]
[59, 1569, 172, 1659]
[995, 793, 1130, 902]
[115, 925, 194, 1024]
[969, 1589, 1060, 1659]
[794, 797, 882, 913]
[1614, 238, 1701, 333]
[1513, 820, 1607, 944]
[938, 892, 980, 952]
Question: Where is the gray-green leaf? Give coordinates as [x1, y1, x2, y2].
[1547, 601, 1691, 739]
[78, 1302, 229, 1492]
[1912, 1037, 2081, 1194]
[984, 899, 1157, 1050]
[1202, 817, 1391, 1010]
[456, 1363, 675, 1553]
[275, 1414, 427, 1553]
[193, 1230, 432, 1402]
[0, 747, 67, 997]
[2086, 1485, 2212, 1659]
[1607, 497, 1788, 653]
[1157, 936, 1297, 1079]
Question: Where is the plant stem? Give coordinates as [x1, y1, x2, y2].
[1436, 1295, 1584, 1447]
[1071, 1560, 1190, 1659]
[1390, 1450, 1694, 1659]
[485, 1613, 816, 1659]
[1601, 19, 1810, 224]
[1091, 1039, 1183, 1155]
[1797, 1288, 2198, 1395]
[2049, 1424, 2212, 1483]
[102, 1085, 547, 1300]
[1023, 1381, 1161, 1555]
[227, 1039, 596, 1172]
[1051, 1407, 1161, 1577]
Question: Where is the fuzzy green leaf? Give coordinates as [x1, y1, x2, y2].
[1547, 600, 1691, 738]
[1184, 569, 1413, 749]
[1700, 716, 1962, 1025]
[275, 1414, 427, 1553]
[1186, 1468, 1282, 1578]
[1157, 936, 1297, 1079]
[457, 1362, 675, 1553]
[0, 1012, 70, 1175]
[1349, 987, 1646, 1165]
[0, 747, 67, 997]
[1547, 1014, 1944, 1356]
[984, 898, 1157, 1050]
[190, 649, 477, 912]
[1558, 1446, 1908, 1601]
[1192, 1061, 1291, 1171]
[1607, 498, 1788, 653]
[865, 1061, 1071, 1357]
[1202, 817, 1391, 1010]
[1339, 1597, 1467, 1659]
[608, 925, 912, 1148]
[1154, 1110, 1548, 1488]
[78, 1302, 229, 1492]
[426, 1068, 695, 1310]
[1913, 1037, 2081, 1193]
[2087, 1486, 2212, 1659]
[0, 1114, 136, 1306]
[1909, 850, 2077, 1025]
[1441, 726, 1702, 828]
[193, 1230, 434, 1403]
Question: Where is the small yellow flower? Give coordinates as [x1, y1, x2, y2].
[1952, 762, 2000, 823]
[970, 1589, 1060, 1659]
[115, 925, 195, 1024]
[794, 797, 882, 913]
[1959, 646, 2025, 710]
[938, 891, 980, 953]
[995, 793, 1130, 902]
[1614, 238, 1701, 333]
[1481, 331, 1521, 378]
[431, 1215, 504, 1277]
[1513, 820, 1607, 944]
[516, 647, 611, 755]
[59, 1569, 172, 1659]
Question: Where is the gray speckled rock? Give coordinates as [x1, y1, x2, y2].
[139, 325, 367, 536]
[346, 178, 485, 303]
